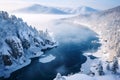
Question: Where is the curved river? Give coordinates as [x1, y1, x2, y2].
[5, 21, 101, 80]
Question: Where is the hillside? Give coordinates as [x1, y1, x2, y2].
[0, 11, 56, 78]
[58, 6, 98, 14]
[64, 5, 120, 60]
[53, 6, 120, 80]
[14, 4, 67, 14]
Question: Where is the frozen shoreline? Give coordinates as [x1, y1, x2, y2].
[66, 20, 109, 61]
[0, 43, 57, 78]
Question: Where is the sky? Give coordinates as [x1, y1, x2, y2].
[0, 0, 120, 12]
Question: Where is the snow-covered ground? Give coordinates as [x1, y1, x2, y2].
[63, 73, 120, 80]
[53, 55, 120, 80]
[39, 54, 56, 63]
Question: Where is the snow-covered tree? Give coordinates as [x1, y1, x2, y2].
[97, 61, 104, 75]
[111, 57, 119, 74]
[106, 62, 111, 71]
[89, 61, 104, 76]
[0, 11, 56, 78]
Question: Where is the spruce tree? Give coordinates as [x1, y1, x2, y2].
[111, 57, 119, 74]
[106, 62, 111, 71]
[97, 61, 104, 75]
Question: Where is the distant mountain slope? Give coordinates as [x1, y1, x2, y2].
[0, 11, 56, 78]
[14, 4, 99, 14]
[58, 6, 98, 14]
[65, 5, 120, 60]
[14, 4, 67, 14]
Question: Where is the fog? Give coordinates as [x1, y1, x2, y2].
[11, 13, 97, 44]
[11, 13, 75, 30]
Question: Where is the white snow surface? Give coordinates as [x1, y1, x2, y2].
[14, 4, 98, 15]
[39, 54, 56, 63]
[57, 57, 120, 80]
[64, 73, 120, 80]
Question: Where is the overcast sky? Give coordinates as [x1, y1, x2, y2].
[0, 0, 120, 12]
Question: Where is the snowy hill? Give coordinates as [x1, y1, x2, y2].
[58, 6, 98, 15]
[53, 5, 120, 80]
[0, 11, 56, 78]
[64, 5, 120, 60]
[14, 4, 67, 14]
[14, 4, 98, 14]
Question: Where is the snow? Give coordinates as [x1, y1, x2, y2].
[67, 6, 120, 61]
[39, 54, 56, 63]
[2, 59, 31, 78]
[64, 73, 120, 80]
[0, 59, 31, 78]
[0, 11, 57, 78]
[26, 46, 43, 58]
[0, 5, 119, 80]
[14, 4, 98, 15]
[81, 53, 98, 74]
[65, 73, 92, 80]
[14, 4, 67, 14]
[58, 54, 120, 80]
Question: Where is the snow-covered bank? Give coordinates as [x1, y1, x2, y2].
[58, 73, 120, 80]
[0, 11, 57, 78]
[65, 6, 120, 60]
[53, 56, 120, 80]
[0, 59, 31, 78]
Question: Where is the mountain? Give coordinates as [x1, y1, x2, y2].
[58, 6, 99, 14]
[15, 4, 98, 14]
[64, 5, 120, 60]
[15, 4, 67, 14]
[0, 11, 56, 78]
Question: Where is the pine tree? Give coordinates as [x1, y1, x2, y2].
[97, 61, 104, 75]
[106, 62, 110, 71]
[111, 57, 119, 74]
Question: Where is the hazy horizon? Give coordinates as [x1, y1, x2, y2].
[0, 0, 120, 12]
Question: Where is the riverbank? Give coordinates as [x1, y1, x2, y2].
[0, 43, 57, 79]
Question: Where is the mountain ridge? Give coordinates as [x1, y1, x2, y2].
[14, 4, 99, 14]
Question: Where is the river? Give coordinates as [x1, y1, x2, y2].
[4, 19, 101, 80]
